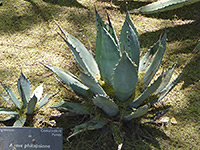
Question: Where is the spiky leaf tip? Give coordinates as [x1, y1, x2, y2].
[17, 72, 31, 108]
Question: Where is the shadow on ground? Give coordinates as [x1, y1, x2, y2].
[51, 113, 171, 150]
[139, 20, 200, 88]
[43, 0, 86, 8]
[0, 0, 88, 33]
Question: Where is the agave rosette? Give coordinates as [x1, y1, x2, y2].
[0, 72, 51, 127]
[43, 10, 181, 145]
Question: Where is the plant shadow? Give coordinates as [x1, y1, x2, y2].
[0, 0, 88, 33]
[179, 51, 200, 89]
[99, 0, 150, 12]
[139, 20, 199, 89]
[51, 113, 171, 150]
[42, 0, 87, 8]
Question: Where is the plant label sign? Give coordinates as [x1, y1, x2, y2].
[0, 127, 63, 150]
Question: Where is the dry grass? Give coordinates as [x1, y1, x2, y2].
[0, 0, 200, 149]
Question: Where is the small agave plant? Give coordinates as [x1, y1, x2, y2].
[0, 72, 51, 127]
[43, 10, 181, 147]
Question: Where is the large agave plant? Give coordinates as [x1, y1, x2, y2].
[0, 72, 51, 127]
[43, 10, 181, 147]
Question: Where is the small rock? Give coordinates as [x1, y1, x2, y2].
[158, 116, 170, 125]
[171, 117, 177, 124]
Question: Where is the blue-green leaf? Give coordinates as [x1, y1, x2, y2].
[151, 73, 182, 105]
[0, 108, 18, 122]
[57, 24, 100, 79]
[95, 9, 106, 68]
[27, 95, 37, 114]
[0, 108, 19, 115]
[131, 0, 200, 14]
[93, 95, 119, 117]
[106, 12, 119, 46]
[51, 101, 91, 115]
[17, 72, 31, 108]
[143, 33, 167, 87]
[1, 83, 21, 109]
[99, 27, 120, 85]
[113, 52, 138, 102]
[139, 39, 160, 73]
[95, 9, 107, 31]
[42, 63, 90, 97]
[122, 11, 138, 37]
[13, 117, 26, 127]
[0, 93, 13, 105]
[130, 75, 162, 108]
[154, 61, 177, 94]
[80, 72, 106, 96]
[124, 105, 149, 121]
[120, 15, 140, 67]
[38, 93, 52, 109]
[68, 120, 106, 139]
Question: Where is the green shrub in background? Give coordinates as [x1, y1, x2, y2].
[42, 10, 181, 148]
[0, 72, 51, 127]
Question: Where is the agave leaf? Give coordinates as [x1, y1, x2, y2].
[38, 93, 52, 110]
[95, 10, 119, 45]
[42, 63, 90, 97]
[143, 33, 167, 87]
[13, 117, 26, 127]
[80, 72, 106, 96]
[151, 73, 183, 105]
[131, 0, 200, 14]
[27, 95, 37, 115]
[99, 27, 121, 85]
[106, 12, 119, 46]
[154, 61, 177, 94]
[0, 93, 13, 105]
[95, 9, 107, 67]
[122, 11, 138, 37]
[57, 24, 100, 79]
[113, 52, 138, 102]
[17, 72, 31, 108]
[32, 83, 43, 101]
[0, 108, 19, 115]
[1, 83, 21, 109]
[124, 105, 149, 121]
[51, 101, 91, 115]
[95, 24, 102, 69]
[93, 95, 119, 117]
[68, 120, 106, 139]
[130, 75, 163, 108]
[139, 39, 160, 73]
[95, 9, 107, 31]
[120, 17, 140, 67]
